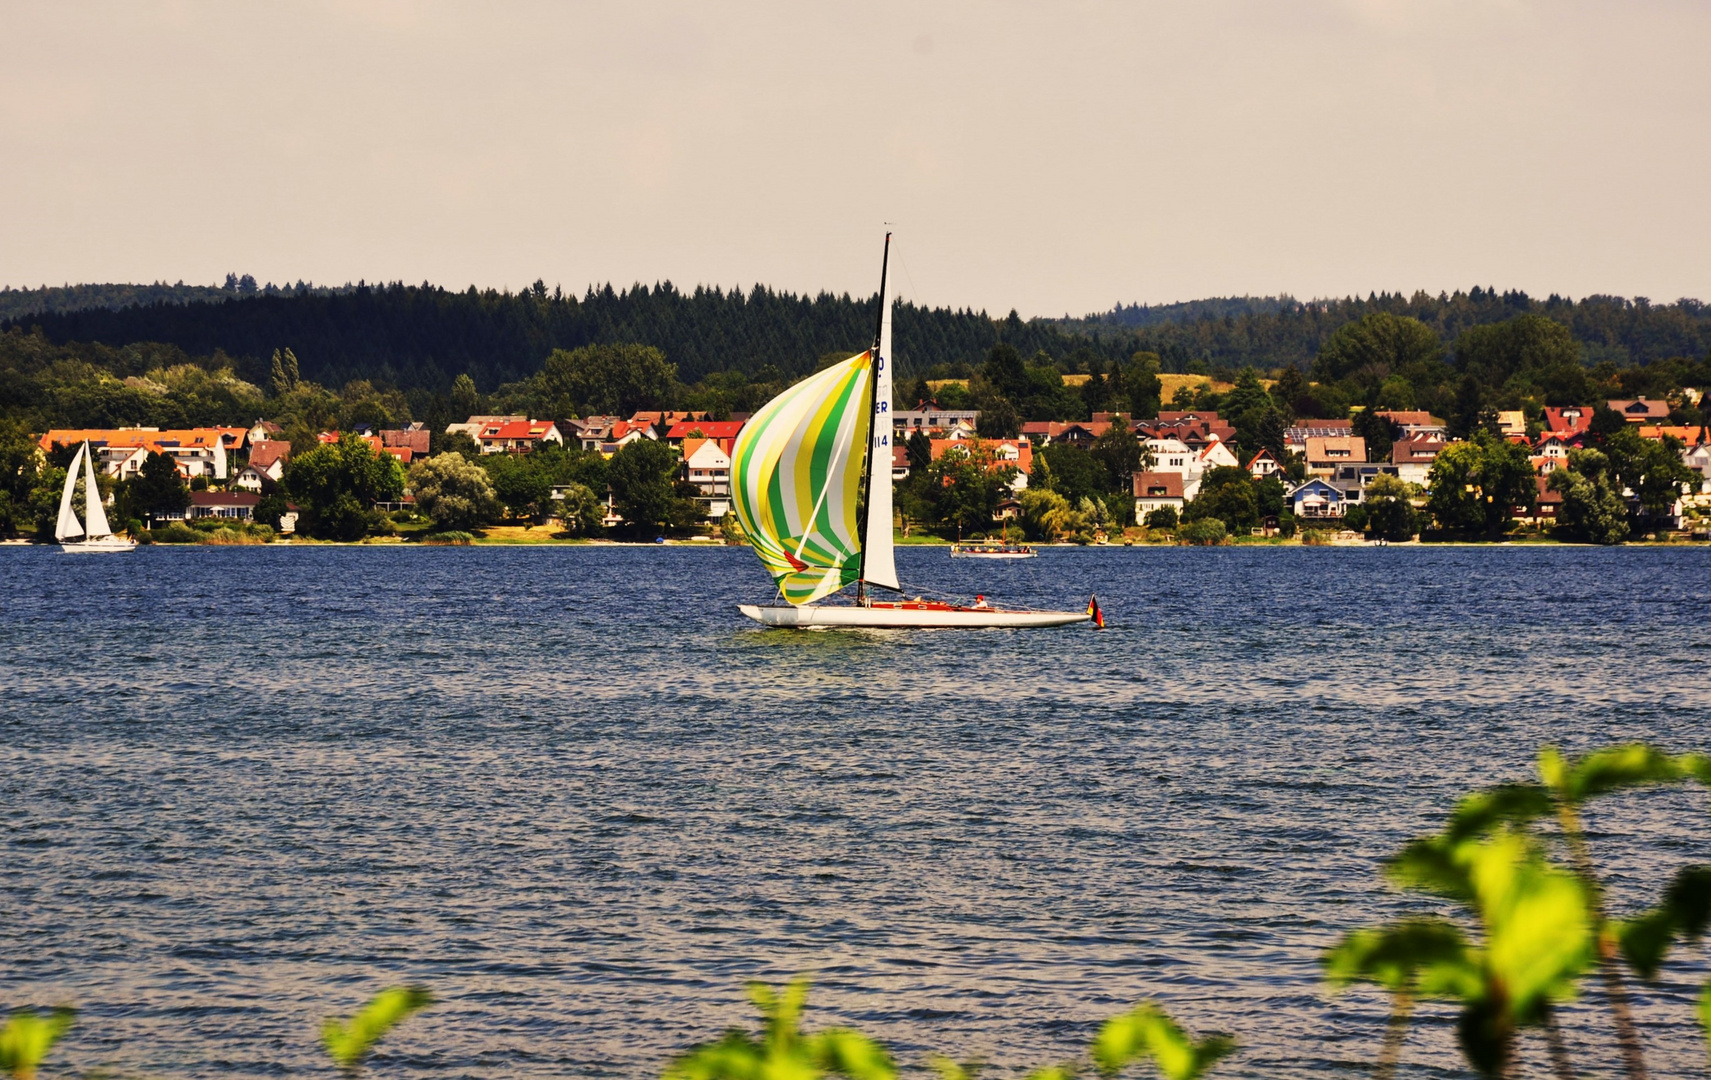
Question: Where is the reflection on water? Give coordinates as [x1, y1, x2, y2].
[2, 544, 1709, 1078]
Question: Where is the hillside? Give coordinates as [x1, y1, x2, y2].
[1, 281, 1127, 392]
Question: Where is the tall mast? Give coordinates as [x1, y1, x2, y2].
[856, 232, 891, 590]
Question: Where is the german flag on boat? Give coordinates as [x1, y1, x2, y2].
[1087, 595, 1104, 628]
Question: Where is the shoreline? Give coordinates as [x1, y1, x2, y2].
[5, 536, 1706, 550]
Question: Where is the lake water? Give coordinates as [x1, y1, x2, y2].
[3, 544, 1710, 1078]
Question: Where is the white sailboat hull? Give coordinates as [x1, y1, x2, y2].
[61, 536, 137, 553]
[739, 603, 1089, 629]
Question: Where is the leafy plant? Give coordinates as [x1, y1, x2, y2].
[0, 1008, 73, 1080]
[1383, 829, 1593, 1076]
[1092, 1003, 1234, 1080]
[321, 986, 433, 1075]
[1324, 920, 1477, 1080]
[665, 979, 893, 1080]
[1328, 743, 1711, 1079]
[1537, 744, 1692, 1080]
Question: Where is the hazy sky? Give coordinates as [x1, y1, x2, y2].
[3, 1, 1708, 316]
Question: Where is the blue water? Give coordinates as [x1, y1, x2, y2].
[3, 544, 1709, 1078]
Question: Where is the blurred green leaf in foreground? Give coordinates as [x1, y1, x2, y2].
[322, 986, 433, 1075]
[0, 1008, 73, 1080]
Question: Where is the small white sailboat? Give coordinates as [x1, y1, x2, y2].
[56, 441, 137, 553]
[732, 234, 1088, 629]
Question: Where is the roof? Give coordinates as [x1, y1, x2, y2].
[1609, 398, 1670, 419]
[928, 437, 1033, 473]
[248, 440, 290, 470]
[380, 428, 430, 454]
[190, 491, 261, 508]
[1156, 411, 1221, 424]
[1542, 407, 1593, 433]
[482, 420, 558, 440]
[681, 437, 735, 464]
[1639, 425, 1711, 445]
[628, 410, 709, 428]
[1289, 477, 1345, 497]
[1246, 448, 1280, 468]
[1304, 436, 1367, 462]
[1131, 471, 1185, 499]
[39, 427, 238, 453]
[1392, 439, 1445, 465]
[666, 420, 745, 440]
[1374, 410, 1442, 427]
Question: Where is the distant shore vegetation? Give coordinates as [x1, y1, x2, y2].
[2, 278, 1709, 545]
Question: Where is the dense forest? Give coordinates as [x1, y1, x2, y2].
[6, 281, 1710, 399]
[1064, 289, 1711, 373]
[0, 275, 355, 324]
[2, 280, 1119, 392]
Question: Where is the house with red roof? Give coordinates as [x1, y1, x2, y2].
[1532, 429, 1586, 475]
[1247, 448, 1283, 480]
[680, 436, 736, 517]
[1391, 437, 1445, 486]
[1132, 471, 1186, 521]
[664, 420, 745, 448]
[40, 427, 239, 482]
[929, 437, 1033, 490]
[475, 419, 563, 454]
[1542, 406, 1593, 434]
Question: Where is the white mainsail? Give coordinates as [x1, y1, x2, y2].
[82, 441, 112, 538]
[860, 234, 899, 591]
[56, 443, 86, 541]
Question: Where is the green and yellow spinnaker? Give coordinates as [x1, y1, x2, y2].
[730, 351, 873, 605]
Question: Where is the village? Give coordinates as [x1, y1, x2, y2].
[26, 391, 1711, 545]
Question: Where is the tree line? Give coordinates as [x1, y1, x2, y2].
[13, 278, 1709, 401]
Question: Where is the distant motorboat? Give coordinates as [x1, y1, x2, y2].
[56, 441, 136, 553]
[949, 541, 1035, 559]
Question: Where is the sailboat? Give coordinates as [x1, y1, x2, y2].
[56, 441, 137, 553]
[732, 234, 1089, 629]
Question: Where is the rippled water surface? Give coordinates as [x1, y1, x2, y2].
[3, 544, 1710, 1078]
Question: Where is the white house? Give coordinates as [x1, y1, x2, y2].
[681, 437, 733, 518]
[1132, 471, 1186, 521]
[446, 415, 527, 442]
[1144, 437, 1206, 499]
[475, 419, 563, 454]
[1197, 436, 1240, 471]
[893, 409, 980, 433]
[96, 445, 151, 481]
[1391, 438, 1444, 487]
[1684, 441, 1711, 490]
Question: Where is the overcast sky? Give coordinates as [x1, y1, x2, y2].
[2, 1, 1708, 316]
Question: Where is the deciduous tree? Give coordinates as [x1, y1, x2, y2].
[409, 452, 500, 531]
